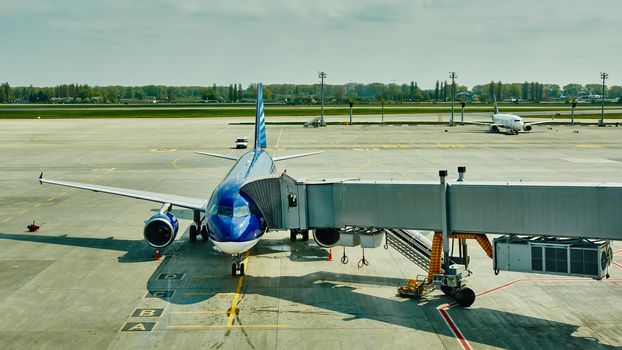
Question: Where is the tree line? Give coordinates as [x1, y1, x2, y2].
[1, 81, 620, 104]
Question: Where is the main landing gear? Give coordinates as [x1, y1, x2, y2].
[231, 254, 245, 276]
[189, 211, 209, 242]
[290, 229, 309, 241]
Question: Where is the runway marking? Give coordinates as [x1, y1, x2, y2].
[168, 324, 288, 330]
[352, 153, 373, 168]
[172, 310, 229, 315]
[352, 147, 379, 151]
[150, 148, 178, 152]
[47, 197, 56, 202]
[121, 321, 156, 332]
[32, 203, 42, 208]
[273, 127, 283, 158]
[3, 217, 13, 223]
[58, 192, 66, 196]
[575, 144, 602, 149]
[390, 166, 411, 180]
[613, 249, 622, 255]
[437, 277, 622, 350]
[216, 125, 232, 134]
[613, 262, 622, 270]
[18, 209, 29, 215]
[383, 144, 410, 149]
[227, 250, 250, 327]
[437, 144, 465, 149]
[183, 292, 229, 297]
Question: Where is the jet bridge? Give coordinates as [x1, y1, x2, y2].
[241, 169, 622, 306]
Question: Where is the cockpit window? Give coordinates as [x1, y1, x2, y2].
[218, 205, 233, 216]
[216, 205, 250, 217]
[514, 119, 521, 122]
[233, 206, 250, 217]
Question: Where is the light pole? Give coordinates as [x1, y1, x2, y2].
[600, 72, 608, 127]
[449, 72, 457, 126]
[318, 71, 327, 126]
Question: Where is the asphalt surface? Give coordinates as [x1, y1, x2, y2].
[0, 118, 621, 349]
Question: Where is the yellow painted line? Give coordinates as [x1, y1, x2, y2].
[19, 209, 29, 215]
[227, 250, 250, 327]
[70, 188, 76, 191]
[352, 154, 372, 168]
[32, 203, 42, 208]
[168, 324, 288, 330]
[437, 144, 465, 149]
[383, 144, 410, 149]
[58, 192, 66, 196]
[3, 217, 13, 223]
[576, 144, 602, 149]
[390, 166, 411, 180]
[352, 147, 379, 151]
[47, 197, 56, 202]
[172, 310, 228, 315]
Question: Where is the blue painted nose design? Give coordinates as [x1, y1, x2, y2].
[208, 214, 264, 243]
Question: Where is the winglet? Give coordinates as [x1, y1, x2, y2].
[39, 172, 44, 185]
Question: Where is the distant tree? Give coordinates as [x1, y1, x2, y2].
[434, 81, 439, 101]
[530, 82, 536, 101]
[238, 84, 243, 100]
[409, 81, 415, 100]
[563, 83, 582, 97]
[521, 82, 529, 100]
[496, 81, 503, 100]
[1, 82, 10, 102]
[489, 81, 495, 101]
[233, 84, 238, 102]
[228, 84, 233, 102]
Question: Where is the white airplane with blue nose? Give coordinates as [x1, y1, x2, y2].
[38, 83, 322, 276]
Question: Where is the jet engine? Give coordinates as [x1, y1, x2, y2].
[489, 124, 499, 132]
[313, 228, 341, 247]
[523, 124, 532, 131]
[143, 212, 179, 248]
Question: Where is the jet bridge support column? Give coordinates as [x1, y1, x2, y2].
[439, 170, 450, 272]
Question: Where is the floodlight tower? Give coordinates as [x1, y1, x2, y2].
[449, 72, 457, 126]
[600, 72, 608, 127]
[318, 71, 327, 125]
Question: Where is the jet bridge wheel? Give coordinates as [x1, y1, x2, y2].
[301, 230, 309, 241]
[290, 229, 299, 241]
[189, 224, 198, 242]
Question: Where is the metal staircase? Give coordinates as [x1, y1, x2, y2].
[385, 229, 433, 271]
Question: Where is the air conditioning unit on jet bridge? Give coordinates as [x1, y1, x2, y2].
[493, 235, 613, 280]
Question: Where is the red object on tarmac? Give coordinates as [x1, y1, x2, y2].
[26, 221, 40, 232]
[327, 248, 333, 261]
[155, 249, 161, 260]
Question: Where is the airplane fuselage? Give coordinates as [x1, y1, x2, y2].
[205, 149, 276, 254]
[492, 113, 524, 133]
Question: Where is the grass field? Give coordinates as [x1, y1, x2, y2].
[1, 105, 621, 119]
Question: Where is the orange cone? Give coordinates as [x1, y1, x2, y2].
[155, 249, 161, 260]
[327, 248, 333, 261]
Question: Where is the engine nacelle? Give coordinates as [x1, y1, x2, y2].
[489, 124, 499, 132]
[143, 212, 179, 248]
[313, 228, 341, 247]
[523, 124, 532, 131]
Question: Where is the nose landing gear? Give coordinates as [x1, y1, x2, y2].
[231, 254, 245, 276]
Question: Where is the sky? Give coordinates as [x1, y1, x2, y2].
[1, 0, 621, 88]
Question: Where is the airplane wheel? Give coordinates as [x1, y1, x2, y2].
[189, 224, 198, 242]
[239, 263, 245, 276]
[441, 285, 452, 296]
[456, 287, 475, 307]
[301, 230, 309, 241]
[231, 264, 237, 276]
[200, 225, 209, 242]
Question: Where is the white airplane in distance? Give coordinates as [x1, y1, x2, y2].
[466, 96, 548, 135]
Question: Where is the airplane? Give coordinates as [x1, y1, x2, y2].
[38, 83, 322, 276]
[466, 95, 548, 135]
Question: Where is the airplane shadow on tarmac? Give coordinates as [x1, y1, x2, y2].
[0, 228, 617, 350]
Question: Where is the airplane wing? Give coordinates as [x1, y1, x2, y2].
[39, 173, 207, 211]
[194, 151, 238, 161]
[273, 151, 324, 162]
[524, 120, 554, 126]
[461, 120, 493, 126]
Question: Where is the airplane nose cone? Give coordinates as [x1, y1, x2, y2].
[208, 215, 251, 242]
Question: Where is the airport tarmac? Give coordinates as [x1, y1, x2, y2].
[0, 118, 621, 349]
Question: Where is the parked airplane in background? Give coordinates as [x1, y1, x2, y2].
[466, 96, 548, 135]
[39, 83, 322, 276]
